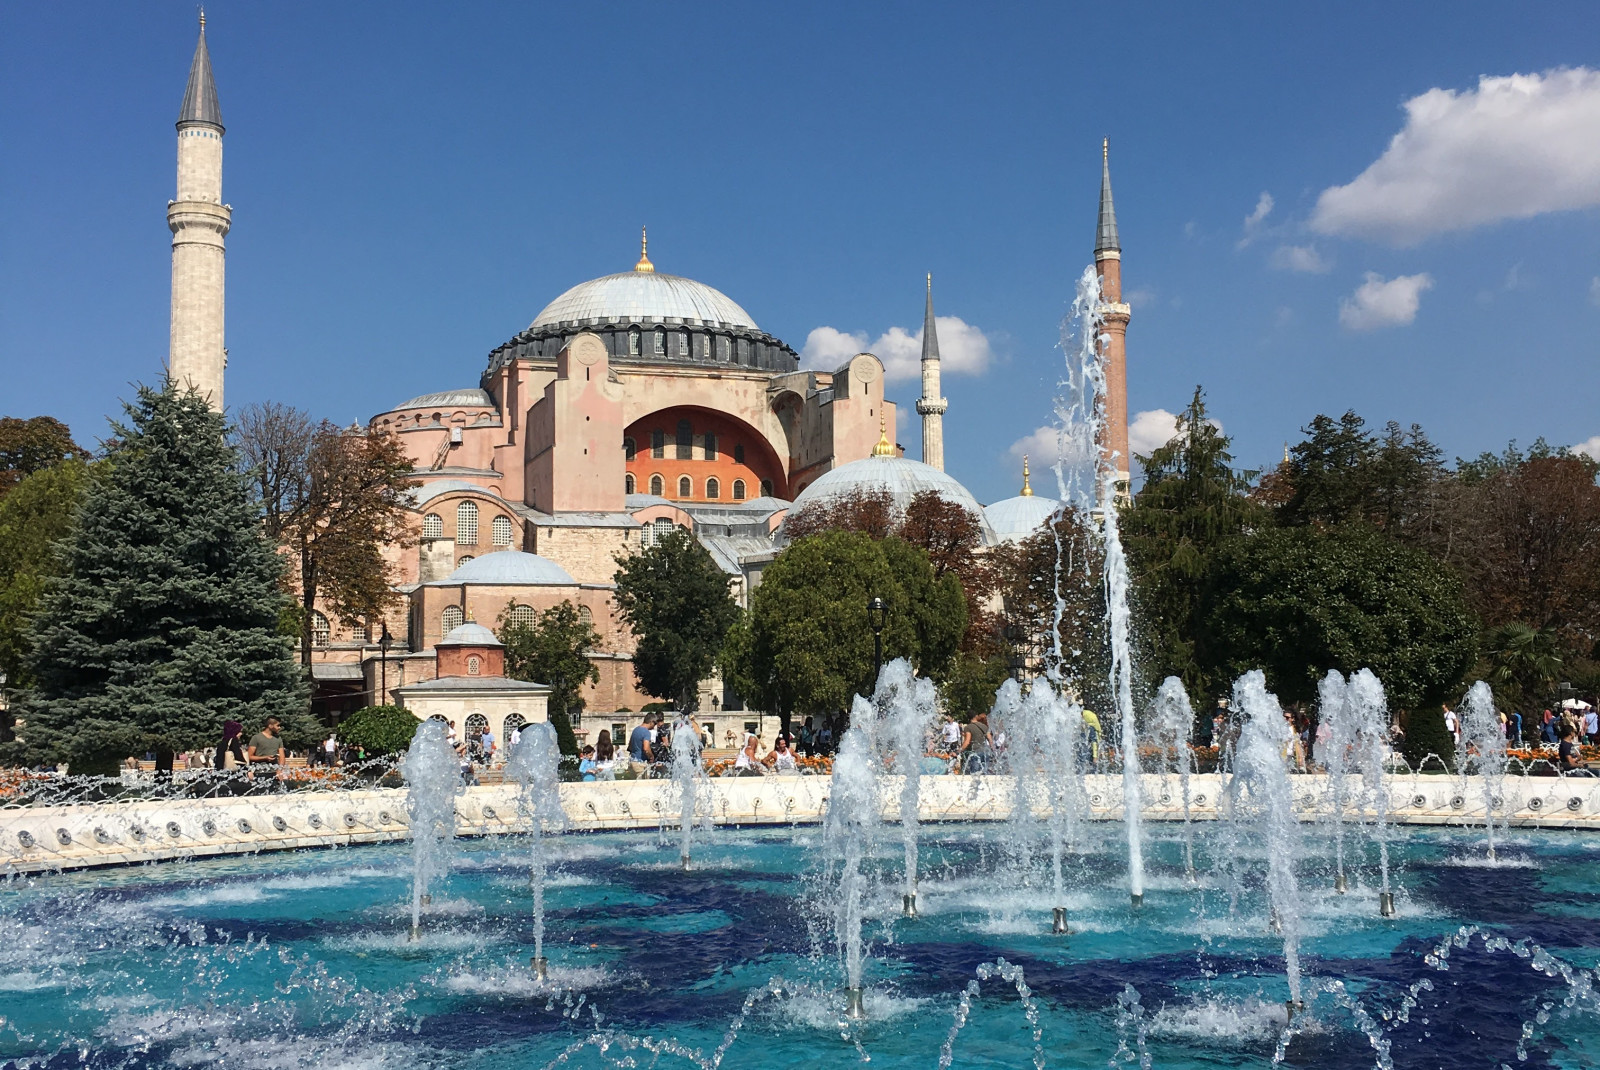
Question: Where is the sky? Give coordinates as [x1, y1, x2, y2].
[3, 1, 1599, 505]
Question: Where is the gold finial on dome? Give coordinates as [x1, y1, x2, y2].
[871, 414, 895, 457]
[1021, 454, 1033, 497]
[634, 227, 654, 273]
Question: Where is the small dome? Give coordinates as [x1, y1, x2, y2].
[438, 622, 503, 648]
[789, 455, 996, 544]
[985, 495, 1062, 544]
[430, 550, 576, 586]
[393, 388, 494, 410]
[530, 271, 758, 331]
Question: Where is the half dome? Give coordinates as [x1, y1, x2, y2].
[429, 550, 576, 586]
[530, 271, 759, 331]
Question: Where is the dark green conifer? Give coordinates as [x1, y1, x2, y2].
[15, 383, 308, 775]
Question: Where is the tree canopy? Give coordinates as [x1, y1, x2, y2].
[721, 531, 965, 718]
[336, 705, 418, 757]
[12, 383, 309, 774]
[0, 459, 92, 699]
[500, 600, 599, 755]
[612, 527, 739, 711]
[0, 416, 88, 499]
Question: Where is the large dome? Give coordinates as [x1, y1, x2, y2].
[789, 455, 997, 545]
[530, 271, 759, 332]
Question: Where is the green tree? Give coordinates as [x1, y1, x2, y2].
[1275, 411, 1444, 535]
[1401, 704, 1458, 771]
[990, 505, 1106, 694]
[12, 383, 309, 775]
[500, 601, 599, 755]
[336, 704, 418, 757]
[1482, 622, 1564, 714]
[1198, 524, 1478, 710]
[612, 527, 739, 711]
[0, 416, 88, 498]
[0, 460, 93, 699]
[722, 531, 965, 720]
[1122, 387, 1258, 694]
[940, 650, 1012, 721]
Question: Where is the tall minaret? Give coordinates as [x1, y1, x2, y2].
[915, 274, 948, 471]
[1094, 139, 1131, 490]
[167, 12, 230, 410]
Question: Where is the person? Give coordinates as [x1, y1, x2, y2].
[215, 720, 246, 772]
[628, 714, 656, 771]
[594, 728, 615, 774]
[1542, 709, 1559, 746]
[799, 717, 816, 759]
[1585, 707, 1598, 746]
[509, 723, 523, 747]
[578, 745, 598, 781]
[479, 725, 497, 763]
[764, 734, 799, 774]
[247, 717, 285, 768]
[817, 719, 834, 756]
[941, 715, 962, 756]
[1443, 705, 1459, 747]
[1081, 708, 1102, 765]
[1558, 724, 1594, 777]
[322, 732, 338, 768]
[734, 733, 765, 774]
[961, 713, 992, 774]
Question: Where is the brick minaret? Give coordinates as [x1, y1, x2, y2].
[168, 13, 231, 410]
[1094, 139, 1131, 491]
[915, 274, 948, 471]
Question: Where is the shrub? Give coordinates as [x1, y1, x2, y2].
[1401, 704, 1456, 772]
[338, 705, 419, 757]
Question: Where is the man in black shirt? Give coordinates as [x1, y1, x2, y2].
[1558, 725, 1594, 777]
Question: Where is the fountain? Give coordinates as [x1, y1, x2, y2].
[507, 721, 564, 977]
[1031, 678, 1088, 933]
[668, 712, 712, 870]
[401, 718, 462, 942]
[1459, 680, 1506, 860]
[826, 696, 881, 1019]
[1151, 675, 1198, 880]
[876, 659, 935, 917]
[1315, 670, 1355, 893]
[1346, 668, 1398, 916]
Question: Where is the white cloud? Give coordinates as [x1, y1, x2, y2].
[1271, 244, 1332, 274]
[1008, 425, 1065, 467]
[1237, 192, 1275, 247]
[1311, 68, 1600, 245]
[1123, 287, 1157, 308]
[1129, 409, 1180, 455]
[1590, 276, 1600, 306]
[1574, 436, 1600, 461]
[799, 316, 994, 381]
[1338, 272, 1435, 330]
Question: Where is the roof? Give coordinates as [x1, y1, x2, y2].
[985, 494, 1062, 544]
[427, 550, 576, 587]
[1096, 140, 1120, 254]
[512, 505, 642, 529]
[411, 479, 502, 508]
[438, 622, 503, 647]
[921, 276, 940, 363]
[177, 20, 223, 130]
[530, 270, 758, 331]
[310, 663, 364, 682]
[394, 389, 494, 410]
[698, 533, 783, 575]
[396, 676, 550, 694]
[789, 455, 996, 544]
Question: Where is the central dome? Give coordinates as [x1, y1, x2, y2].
[530, 271, 759, 332]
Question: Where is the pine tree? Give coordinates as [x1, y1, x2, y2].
[14, 383, 308, 775]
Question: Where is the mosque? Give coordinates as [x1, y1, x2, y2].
[162, 20, 1132, 729]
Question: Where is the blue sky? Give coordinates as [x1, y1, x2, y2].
[4, 1, 1598, 505]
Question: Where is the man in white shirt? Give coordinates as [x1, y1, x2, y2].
[941, 716, 961, 755]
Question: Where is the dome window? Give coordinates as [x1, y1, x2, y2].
[677, 332, 689, 356]
[422, 513, 443, 539]
[456, 501, 479, 546]
[623, 437, 637, 461]
[732, 479, 746, 501]
[629, 330, 641, 356]
[578, 605, 594, 624]
[625, 473, 636, 494]
[703, 433, 717, 461]
[653, 330, 666, 355]
[678, 476, 692, 499]
[706, 477, 720, 500]
[491, 515, 513, 547]
[442, 605, 464, 635]
[467, 656, 481, 676]
[310, 611, 331, 649]
[506, 604, 537, 630]
[649, 474, 664, 496]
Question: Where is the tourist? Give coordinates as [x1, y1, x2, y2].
[215, 720, 245, 772]
[479, 725, 496, 763]
[1558, 725, 1593, 777]
[734, 733, 764, 774]
[509, 723, 522, 746]
[1542, 709, 1559, 746]
[1443, 705, 1459, 747]
[628, 714, 656, 772]
[578, 745, 598, 781]
[1584, 707, 1598, 746]
[799, 717, 816, 758]
[961, 713, 992, 774]
[594, 729, 616, 774]
[940, 715, 961, 756]
[322, 732, 338, 767]
[817, 719, 834, 756]
[247, 717, 284, 768]
[1081, 708, 1102, 765]
[764, 735, 799, 774]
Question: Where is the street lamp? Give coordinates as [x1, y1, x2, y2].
[867, 596, 888, 687]
[378, 621, 393, 708]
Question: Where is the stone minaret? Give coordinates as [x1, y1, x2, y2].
[1094, 139, 1131, 490]
[168, 13, 230, 410]
[915, 274, 948, 471]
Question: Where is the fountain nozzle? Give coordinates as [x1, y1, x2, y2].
[531, 956, 549, 980]
[1130, 892, 1143, 910]
[1285, 999, 1306, 1023]
[1379, 891, 1396, 917]
[844, 987, 867, 1020]
[902, 892, 917, 918]
[420, 894, 432, 907]
[1051, 906, 1070, 935]
[680, 853, 691, 872]
[408, 924, 421, 943]
[1334, 871, 1347, 894]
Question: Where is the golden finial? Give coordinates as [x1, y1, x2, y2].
[634, 227, 654, 273]
[199, 7, 206, 30]
[1283, 441, 1290, 464]
[463, 605, 474, 623]
[872, 414, 895, 457]
[1021, 454, 1033, 497]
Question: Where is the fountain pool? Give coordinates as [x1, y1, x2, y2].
[4, 823, 1600, 1068]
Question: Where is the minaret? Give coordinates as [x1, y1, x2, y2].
[1094, 139, 1131, 490]
[915, 274, 948, 471]
[167, 12, 231, 410]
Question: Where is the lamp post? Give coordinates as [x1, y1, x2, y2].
[867, 596, 888, 688]
[379, 622, 393, 707]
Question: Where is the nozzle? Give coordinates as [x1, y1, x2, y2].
[531, 956, 549, 980]
[902, 892, 918, 918]
[1334, 872, 1347, 894]
[1130, 892, 1143, 910]
[420, 893, 432, 907]
[1285, 999, 1306, 1023]
[408, 924, 421, 943]
[680, 853, 691, 871]
[1051, 906, 1070, 935]
[1379, 891, 1396, 917]
[844, 986, 867, 1020]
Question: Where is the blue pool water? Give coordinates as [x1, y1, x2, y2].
[2, 823, 1599, 1068]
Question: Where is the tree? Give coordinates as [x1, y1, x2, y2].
[1197, 524, 1478, 710]
[336, 705, 417, 757]
[500, 601, 599, 756]
[990, 505, 1106, 696]
[0, 460, 92, 703]
[782, 487, 898, 541]
[1482, 622, 1564, 715]
[1274, 411, 1444, 536]
[11, 383, 309, 775]
[721, 531, 965, 720]
[235, 403, 418, 664]
[612, 527, 739, 711]
[940, 650, 1012, 721]
[0, 416, 88, 499]
[1121, 387, 1259, 694]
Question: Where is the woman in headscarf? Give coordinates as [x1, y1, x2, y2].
[215, 720, 246, 772]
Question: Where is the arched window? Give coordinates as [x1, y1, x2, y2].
[760, 479, 774, 498]
[649, 474, 664, 496]
[578, 605, 594, 625]
[506, 604, 537, 630]
[651, 429, 665, 458]
[456, 500, 479, 545]
[467, 655, 482, 676]
[623, 437, 637, 461]
[625, 473, 636, 494]
[678, 476, 692, 499]
[653, 329, 666, 355]
[703, 433, 717, 460]
[422, 513, 443, 539]
[706, 477, 720, 499]
[629, 329, 641, 356]
[733, 443, 745, 464]
[675, 419, 693, 460]
[677, 332, 689, 356]
[732, 479, 746, 501]
[310, 610, 331, 648]
[491, 515, 513, 547]
[442, 605, 464, 634]
[464, 713, 488, 745]
[503, 712, 526, 741]
[459, 555, 474, 564]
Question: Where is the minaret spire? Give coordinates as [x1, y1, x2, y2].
[1095, 138, 1119, 255]
[1093, 140, 1131, 494]
[915, 273, 949, 471]
[168, 13, 231, 410]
